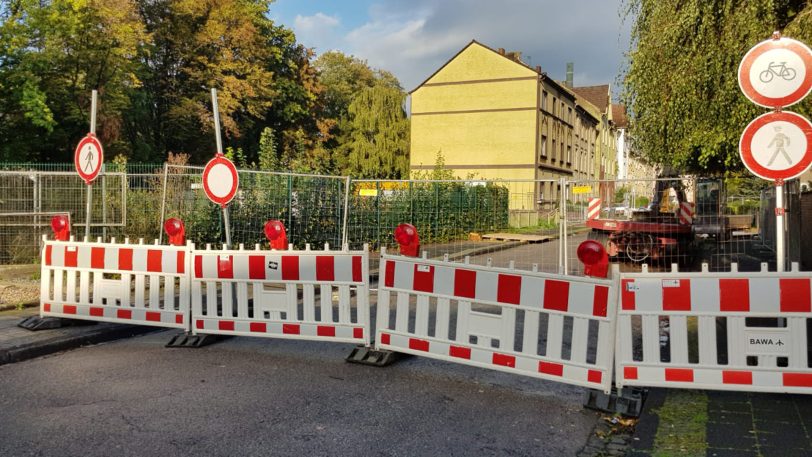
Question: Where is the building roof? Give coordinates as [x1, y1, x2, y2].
[572, 85, 610, 113]
[612, 104, 628, 128]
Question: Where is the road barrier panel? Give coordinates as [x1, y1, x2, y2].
[191, 243, 371, 345]
[375, 249, 619, 393]
[38, 235, 191, 329]
[616, 262, 812, 393]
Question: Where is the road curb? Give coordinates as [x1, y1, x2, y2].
[0, 324, 163, 366]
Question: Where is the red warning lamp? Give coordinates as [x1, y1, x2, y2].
[394, 223, 420, 257]
[264, 220, 288, 250]
[164, 218, 186, 246]
[577, 240, 609, 278]
[50, 215, 70, 241]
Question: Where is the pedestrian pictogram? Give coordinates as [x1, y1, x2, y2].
[738, 35, 812, 108]
[73, 133, 103, 185]
[202, 153, 239, 207]
[739, 111, 812, 181]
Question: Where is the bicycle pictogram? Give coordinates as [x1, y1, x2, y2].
[759, 61, 797, 83]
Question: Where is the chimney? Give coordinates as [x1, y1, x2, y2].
[535, 65, 542, 74]
[566, 62, 574, 88]
[497, 48, 505, 55]
[506, 51, 522, 62]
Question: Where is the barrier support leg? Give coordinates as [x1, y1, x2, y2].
[345, 345, 410, 367]
[165, 332, 230, 349]
[18, 316, 96, 331]
[583, 386, 647, 418]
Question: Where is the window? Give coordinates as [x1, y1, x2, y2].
[552, 139, 557, 161]
[541, 135, 547, 158]
[542, 91, 548, 111]
[568, 107, 572, 124]
[567, 145, 572, 164]
[553, 97, 558, 116]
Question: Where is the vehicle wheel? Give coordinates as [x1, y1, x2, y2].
[626, 233, 654, 263]
[587, 230, 618, 259]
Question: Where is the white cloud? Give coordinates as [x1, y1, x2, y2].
[292, 12, 342, 52]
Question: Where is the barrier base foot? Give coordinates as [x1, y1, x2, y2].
[583, 387, 647, 417]
[345, 345, 407, 367]
[165, 333, 229, 348]
[18, 316, 96, 331]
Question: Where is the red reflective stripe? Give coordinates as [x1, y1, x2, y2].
[117, 309, 132, 319]
[64, 247, 78, 268]
[497, 274, 522, 305]
[408, 338, 429, 352]
[449, 345, 471, 359]
[282, 256, 299, 280]
[63, 305, 77, 314]
[413, 264, 435, 293]
[194, 256, 203, 278]
[90, 307, 104, 317]
[316, 256, 335, 281]
[43, 303, 51, 312]
[665, 368, 694, 382]
[147, 250, 162, 273]
[543, 279, 570, 312]
[146, 311, 161, 322]
[621, 279, 636, 310]
[454, 268, 476, 299]
[250, 322, 266, 333]
[119, 248, 133, 271]
[384, 260, 395, 288]
[217, 256, 233, 279]
[283, 324, 300, 335]
[624, 366, 638, 380]
[538, 361, 563, 376]
[492, 353, 516, 368]
[352, 256, 363, 282]
[353, 328, 363, 339]
[177, 251, 185, 274]
[588, 370, 602, 384]
[783, 372, 812, 387]
[317, 326, 336, 337]
[662, 279, 691, 311]
[175, 314, 184, 325]
[218, 321, 235, 331]
[196, 320, 204, 329]
[780, 278, 811, 313]
[248, 255, 265, 280]
[91, 247, 105, 269]
[380, 333, 391, 345]
[45, 245, 52, 265]
[720, 279, 750, 312]
[593, 285, 609, 317]
[722, 371, 753, 385]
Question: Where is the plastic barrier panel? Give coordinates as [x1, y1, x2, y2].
[616, 263, 812, 394]
[376, 250, 618, 393]
[40, 236, 190, 329]
[191, 243, 370, 345]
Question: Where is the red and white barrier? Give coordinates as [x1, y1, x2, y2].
[376, 250, 618, 393]
[191, 243, 370, 345]
[678, 201, 694, 225]
[40, 236, 191, 329]
[587, 198, 601, 220]
[616, 263, 812, 393]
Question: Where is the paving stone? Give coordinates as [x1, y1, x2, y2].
[706, 421, 756, 450]
[706, 448, 757, 457]
[760, 447, 812, 457]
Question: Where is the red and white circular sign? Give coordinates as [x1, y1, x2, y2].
[73, 133, 103, 185]
[738, 36, 812, 108]
[202, 154, 239, 207]
[739, 111, 812, 181]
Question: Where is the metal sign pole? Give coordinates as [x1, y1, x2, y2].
[776, 180, 785, 272]
[211, 88, 232, 247]
[85, 90, 97, 241]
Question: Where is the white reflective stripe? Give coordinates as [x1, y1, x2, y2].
[334, 255, 353, 282]
[202, 254, 219, 278]
[518, 276, 544, 309]
[264, 254, 283, 280]
[77, 245, 92, 267]
[132, 248, 148, 271]
[299, 256, 316, 280]
[393, 259, 414, 289]
[52, 245, 65, 266]
[692, 277, 720, 312]
[232, 254, 250, 278]
[104, 246, 118, 269]
[474, 269, 498, 302]
[750, 277, 779, 313]
[567, 282, 594, 316]
[433, 264, 455, 296]
[161, 249, 175, 273]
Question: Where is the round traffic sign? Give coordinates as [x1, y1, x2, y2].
[739, 111, 812, 181]
[738, 36, 812, 108]
[202, 154, 239, 207]
[73, 133, 103, 185]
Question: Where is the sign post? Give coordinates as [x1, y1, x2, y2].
[204, 89, 237, 247]
[738, 32, 812, 272]
[74, 90, 103, 241]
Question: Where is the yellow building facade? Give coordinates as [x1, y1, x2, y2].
[410, 41, 618, 208]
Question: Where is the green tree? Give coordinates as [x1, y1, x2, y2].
[339, 81, 409, 178]
[623, 0, 811, 174]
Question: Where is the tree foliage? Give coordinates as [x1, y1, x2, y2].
[623, 0, 811, 174]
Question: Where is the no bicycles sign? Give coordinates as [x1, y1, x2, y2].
[738, 35, 812, 108]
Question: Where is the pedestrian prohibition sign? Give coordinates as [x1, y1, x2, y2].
[73, 133, 103, 185]
[738, 35, 812, 108]
[739, 111, 812, 181]
[202, 153, 239, 207]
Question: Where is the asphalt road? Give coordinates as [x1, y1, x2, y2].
[0, 330, 600, 457]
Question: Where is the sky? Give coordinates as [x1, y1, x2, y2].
[270, 0, 634, 96]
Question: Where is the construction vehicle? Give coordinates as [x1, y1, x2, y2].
[586, 178, 730, 263]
